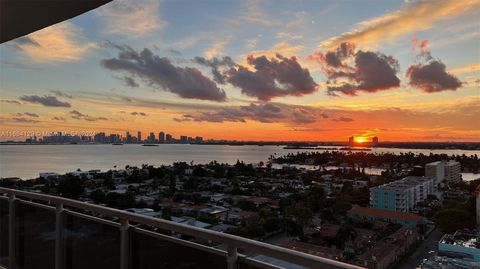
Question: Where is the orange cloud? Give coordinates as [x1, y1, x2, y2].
[320, 0, 480, 50]
[11, 22, 95, 63]
[450, 63, 480, 74]
[205, 37, 232, 58]
[96, 0, 164, 37]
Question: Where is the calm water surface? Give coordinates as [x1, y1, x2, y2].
[1, 144, 479, 180]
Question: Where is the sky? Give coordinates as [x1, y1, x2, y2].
[0, 0, 479, 142]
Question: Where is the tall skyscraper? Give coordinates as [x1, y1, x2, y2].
[166, 134, 173, 143]
[372, 137, 379, 147]
[149, 132, 155, 144]
[137, 131, 142, 143]
[126, 132, 132, 143]
[159, 132, 165, 143]
[180, 135, 188, 144]
[348, 136, 354, 147]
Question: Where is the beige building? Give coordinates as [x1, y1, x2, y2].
[425, 160, 461, 184]
[444, 160, 461, 182]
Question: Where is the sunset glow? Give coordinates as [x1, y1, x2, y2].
[0, 0, 479, 142]
[355, 138, 367, 144]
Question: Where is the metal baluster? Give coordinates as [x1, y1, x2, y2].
[55, 203, 64, 269]
[8, 194, 15, 269]
[120, 219, 130, 269]
[227, 246, 238, 269]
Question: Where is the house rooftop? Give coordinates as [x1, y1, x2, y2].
[348, 206, 423, 222]
[440, 230, 480, 249]
[373, 176, 433, 191]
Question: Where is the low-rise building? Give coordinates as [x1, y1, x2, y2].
[438, 230, 480, 262]
[357, 227, 418, 269]
[370, 176, 434, 212]
[347, 206, 424, 228]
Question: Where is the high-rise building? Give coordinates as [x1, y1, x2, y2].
[126, 132, 132, 143]
[444, 160, 461, 182]
[372, 137, 379, 147]
[348, 136, 354, 147]
[370, 176, 435, 212]
[180, 135, 188, 144]
[94, 132, 106, 143]
[109, 134, 120, 143]
[425, 160, 461, 184]
[166, 134, 173, 143]
[195, 136, 203, 143]
[159, 132, 165, 143]
[148, 132, 155, 144]
[137, 131, 142, 143]
[425, 161, 445, 184]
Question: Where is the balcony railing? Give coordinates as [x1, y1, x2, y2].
[0, 187, 364, 269]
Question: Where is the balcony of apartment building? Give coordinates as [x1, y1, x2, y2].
[0, 188, 364, 269]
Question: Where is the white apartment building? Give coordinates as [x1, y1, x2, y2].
[370, 176, 435, 212]
[425, 160, 461, 184]
[425, 161, 445, 184]
[444, 161, 461, 182]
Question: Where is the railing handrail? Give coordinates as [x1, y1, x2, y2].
[0, 187, 365, 269]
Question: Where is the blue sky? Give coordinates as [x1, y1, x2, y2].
[0, 0, 479, 141]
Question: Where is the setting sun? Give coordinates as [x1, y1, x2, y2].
[356, 138, 366, 143]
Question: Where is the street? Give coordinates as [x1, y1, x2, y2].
[398, 229, 443, 269]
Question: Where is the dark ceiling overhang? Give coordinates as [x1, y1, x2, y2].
[0, 0, 113, 44]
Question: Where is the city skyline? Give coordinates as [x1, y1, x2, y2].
[1, 0, 479, 142]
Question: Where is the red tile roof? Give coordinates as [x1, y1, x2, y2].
[348, 206, 422, 222]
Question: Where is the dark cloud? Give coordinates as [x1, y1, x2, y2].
[226, 54, 318, 101]
[175, 103, 318, 124]
[70, 110, 108, 121]
[100, 44, 227, 102]
[122, 76, 139, 87]
[407, 38, 462, 93]
[325, 83, 357, 96]
[1, 99, 22, 105]
[407, 60, 462, 93]
[310, 42, 355, 70]
[12, 117, 39, 123]
[311, 43, 400, 96]
[131, 111, 148, 116]
[332, 116, 354, 122]
[51, 116, 66, 121]
[19, 95, 71, 107]
[196, 54, 318, 101]
[12, 37, 40, 47]
[17, 112, 39, 118]
[168, 48, 181, 55]
[193, 56, 237, 84]
[50, 90, 74, 99]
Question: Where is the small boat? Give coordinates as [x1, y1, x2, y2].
[112, 143, 124, 145]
